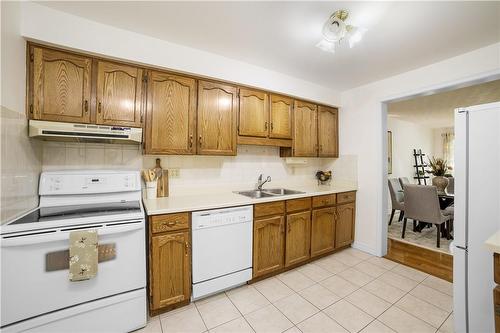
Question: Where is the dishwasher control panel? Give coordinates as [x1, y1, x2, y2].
[192, 206, 253, 229]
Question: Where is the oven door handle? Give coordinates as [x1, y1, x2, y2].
[1, 223, 143, 247]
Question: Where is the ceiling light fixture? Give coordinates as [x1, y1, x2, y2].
[316, 9, 366, 54]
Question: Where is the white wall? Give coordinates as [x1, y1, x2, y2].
[340, 42, 500, 255]
[0, 1, 42, 223]
[387, 118, 434, 182]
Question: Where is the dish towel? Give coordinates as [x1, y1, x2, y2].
[69, 229, 98, 282]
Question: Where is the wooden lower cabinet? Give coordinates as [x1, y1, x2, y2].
[150, 225, 191, 312]
[253, 215, 285, 278]
[336, 202, 356, 248]
[285, 211, 311, 267]
[311, 207, 336, 257]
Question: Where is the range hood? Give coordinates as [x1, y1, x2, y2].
[29, 120, 142, 144]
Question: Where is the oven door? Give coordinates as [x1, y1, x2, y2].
[0, 220, 146, 327]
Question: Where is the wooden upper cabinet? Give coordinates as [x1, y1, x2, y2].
[253, 216, 285, 278]
[293, 101, 318, 157]
[197, 81, 238, 155]
[318, 106, 339, 157]
[269, 95, 292, 139]
[311, 207, 335, 258]
[336, 202, 356, 248]
[96, 61, 143, 127]
[31, 46, 92, 123]
[238, 88, 269, 138]
[150, 231, 191, 310]
[145, 71, 196, 154]
[285, 211, 311, 267]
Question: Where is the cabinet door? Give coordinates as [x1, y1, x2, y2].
[293, 101, 318, 157]
[253, 216, 285, 278]
[238, 88, 269, 137]
[285, 211, 311, 267]
[145, 71, 196, 154]
[318, 106, 339, 157]
[150, 231, 191, 310]
[311, 207, 335, 258]
[31, 47, 92, 123]
[96, 61, 143, 127]
[269, 94, 292, 139]
[335, 202, 356, 248]
[197, 81, 238, 155]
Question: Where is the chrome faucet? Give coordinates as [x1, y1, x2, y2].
[256, 174, 272, 191]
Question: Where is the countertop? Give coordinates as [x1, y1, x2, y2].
[485, 230, 500, 254]
[142, 182, 357, 215]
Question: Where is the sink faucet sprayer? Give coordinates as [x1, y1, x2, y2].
[256, 174, 272, 191]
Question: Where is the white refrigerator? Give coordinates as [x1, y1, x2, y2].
[454, 102, 500, 333]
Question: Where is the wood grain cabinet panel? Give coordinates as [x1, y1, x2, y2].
[31, 46, 92, 123]
[197, 81, 238, 155]
[293, 101, 318, 157]
[318, 106, 339, 157]
[96, 61, 143, 127]
[145, 71, 196, 154]
[269, 95, 292, 139]
[311, 207, 335, 257]
[150, 231, 191, 310]
[253, 216, 285, 278]
[254, 201, 285, 218]
[335, 202, 355, 248]
[285, 211, 311, 267]
[238, 88, 269, 138]
[312, 194, 336, 208]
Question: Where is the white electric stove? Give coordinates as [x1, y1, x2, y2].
[1, 170, 147, 333]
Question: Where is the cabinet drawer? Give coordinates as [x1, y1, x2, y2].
[337, 191, 356, 204]
[254, 201, 285, 218]
[151, 213, 189, 233]
[312, 194, 336, 208]
[286, 198, 311, 213]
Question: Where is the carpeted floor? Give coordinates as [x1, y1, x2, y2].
[387, 217, 452, 254]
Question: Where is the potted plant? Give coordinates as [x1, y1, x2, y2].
[426, 157, 450, 193]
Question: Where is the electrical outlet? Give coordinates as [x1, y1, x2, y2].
[169, 168, 180, 178]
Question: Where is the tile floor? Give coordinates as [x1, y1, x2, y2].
[137, 248, 453, 333]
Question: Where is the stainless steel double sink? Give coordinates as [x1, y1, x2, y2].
[235, 188, 305, 199]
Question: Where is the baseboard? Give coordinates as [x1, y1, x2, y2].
[351, 241, 378, 256]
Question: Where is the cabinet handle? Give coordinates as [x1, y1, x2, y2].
[271, 122, 274, 131]
[189, 135, 193, 148]
[184, 241, 190, 256]
[162, 221, 176, 227]
[264, 122, 268, 130]
[199, 135, 202, 147]
[287, 222, 291, 233]
[98, 102, 102, 113]
[84, 100, 88, 113]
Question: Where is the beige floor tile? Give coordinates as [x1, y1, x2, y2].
[410, 284, 453, 312]
[359, 320, 396, 333]
[378, 307, 435, 333]
[331, 252, 364, 266]
[367, 257, 398, 270]
[421, 275, 453, 296]
[277, 269, 315, 292]
[391, 265, 429, 282]
[283, 327, 302, 333]
[299, 283, 341, 309]
[344, 248, 374, 260]
[323, 299, 374, 333]
[253, 277, 295, 303]
[274, 293, 319, 324]
[354, 261, 388, 278]
[244, 304, 294, 333]
[297, 312, 348, 333]
[320, 275, 359, 298]
[161, 306, 207, 333]
[345, 289, 391, 317]
[338, 268, 375, 286]
[226, 285, 270, 315]
[362, 279, 406, 304]
[438, 313, 454, 333]
[209, 317, 254, 333]
[135, 316, 162, 333]
[377, 271, 419, 292]
[159, 303, 196, 319]
[395, 294, 449, 328]
[314, 256, 350, 274]
[196, 296, 241, 329]
[195, 292, 228, 306]
[298, 263, 333, 282]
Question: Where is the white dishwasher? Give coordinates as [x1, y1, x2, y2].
[192, 205, 253, 300]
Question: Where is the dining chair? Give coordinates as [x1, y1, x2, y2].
[447, 177, 454, 194]
[402, 184, 453, 248]
[388, 178, 405, 225]
[398, 177, 410, 188]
